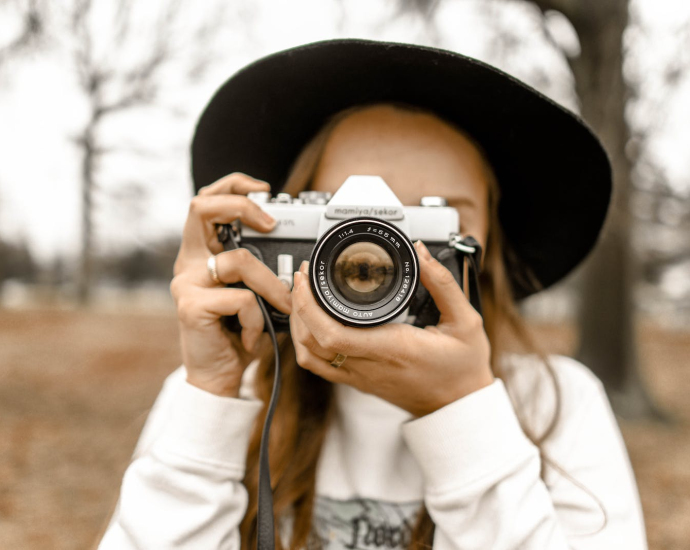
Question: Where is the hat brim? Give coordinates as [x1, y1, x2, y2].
[191, 38, 612, 300]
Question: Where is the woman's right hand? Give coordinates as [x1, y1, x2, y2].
[170, 173, 292, 397]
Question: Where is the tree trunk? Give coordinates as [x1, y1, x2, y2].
[77, 123, 95, 305]
[561, 1, 664, 418]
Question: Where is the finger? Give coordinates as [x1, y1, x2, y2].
[211, 248, 292, 314]
[181, 287, 264, 352]
[291, 268, 403, 361]
[414, 240, 475, 325]
[196, 173, 272, 255]
[178, 194, 276, 267]
[290, 304, 334, 361]
[291, 334, 352, 385]
[197, 172, 271, 196]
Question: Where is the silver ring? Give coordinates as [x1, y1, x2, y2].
[330, 353, 347, 368]
[206, 254, 220, 284]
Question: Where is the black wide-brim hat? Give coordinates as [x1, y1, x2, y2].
[191, 39, 612, 300]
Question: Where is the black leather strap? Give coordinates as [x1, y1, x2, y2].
[217, 225, 281, 550]
[457, 235, 483, 318]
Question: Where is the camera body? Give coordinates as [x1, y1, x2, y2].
[220, 175, 466, 332]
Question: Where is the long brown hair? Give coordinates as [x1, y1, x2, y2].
[240, 103, 565, 550]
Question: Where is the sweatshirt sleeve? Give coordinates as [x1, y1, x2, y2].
[400, 356, 648, 550]
[98, 364, 263, 550]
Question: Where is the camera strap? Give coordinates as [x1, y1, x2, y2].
[217, 224, 281, 550]
[450, 234, 484, 318]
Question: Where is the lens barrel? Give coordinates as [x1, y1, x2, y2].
[308, 217, 419, 327]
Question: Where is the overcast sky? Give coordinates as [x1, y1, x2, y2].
[0, 0, 688, 266]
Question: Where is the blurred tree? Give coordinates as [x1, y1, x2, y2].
[626, 21, 690, 321]
[0, 0, 46, 292]
[526, 0, 664, 418]
[46, 255, 69, 287]
[0, 238, 38, 283]
[0, 0, 45, 64]
[64, 0, 229, 304]
[97, 235, 181, 288]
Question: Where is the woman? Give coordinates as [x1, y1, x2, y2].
[98, 40, 647, 549]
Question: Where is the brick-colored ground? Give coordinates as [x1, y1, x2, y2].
[0, 307, 687, 549]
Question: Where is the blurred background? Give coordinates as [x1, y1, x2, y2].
[1, 0, 689, 548]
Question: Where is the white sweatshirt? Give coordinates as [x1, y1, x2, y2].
[98, 353, 647, 549]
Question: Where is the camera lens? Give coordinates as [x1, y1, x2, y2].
[309, 217, 419, 327]
[332, 242, 396, 304]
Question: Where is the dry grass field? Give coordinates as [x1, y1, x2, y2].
[0, 307, 688, 549]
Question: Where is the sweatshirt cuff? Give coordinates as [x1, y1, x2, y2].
[401, 378, 537, 494]
[152, 379, 263, 475]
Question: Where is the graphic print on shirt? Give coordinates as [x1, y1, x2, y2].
[308, 496, 423, 550]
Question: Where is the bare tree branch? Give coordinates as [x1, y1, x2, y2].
[66, 0, 230, 304]
[0, 0, 45, 63]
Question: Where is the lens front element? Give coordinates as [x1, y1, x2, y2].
[309, 217, 419, 327]
[333, 242, 396, 304]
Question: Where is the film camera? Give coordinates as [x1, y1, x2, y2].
[218, 175, 480, 332]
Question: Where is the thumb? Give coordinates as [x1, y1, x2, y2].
[414, 240, 472, 326]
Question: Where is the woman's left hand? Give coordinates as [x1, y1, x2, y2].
[290, 240, 495, 418]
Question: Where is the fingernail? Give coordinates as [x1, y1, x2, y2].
[300, 260, 308, 273]
[415, 240, 432, 261]
[293, 271, 303, 287]
[262, 211, 276, 227]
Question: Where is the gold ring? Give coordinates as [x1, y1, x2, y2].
[206, 254, 220, 284]
[330, 353, 347, 368]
